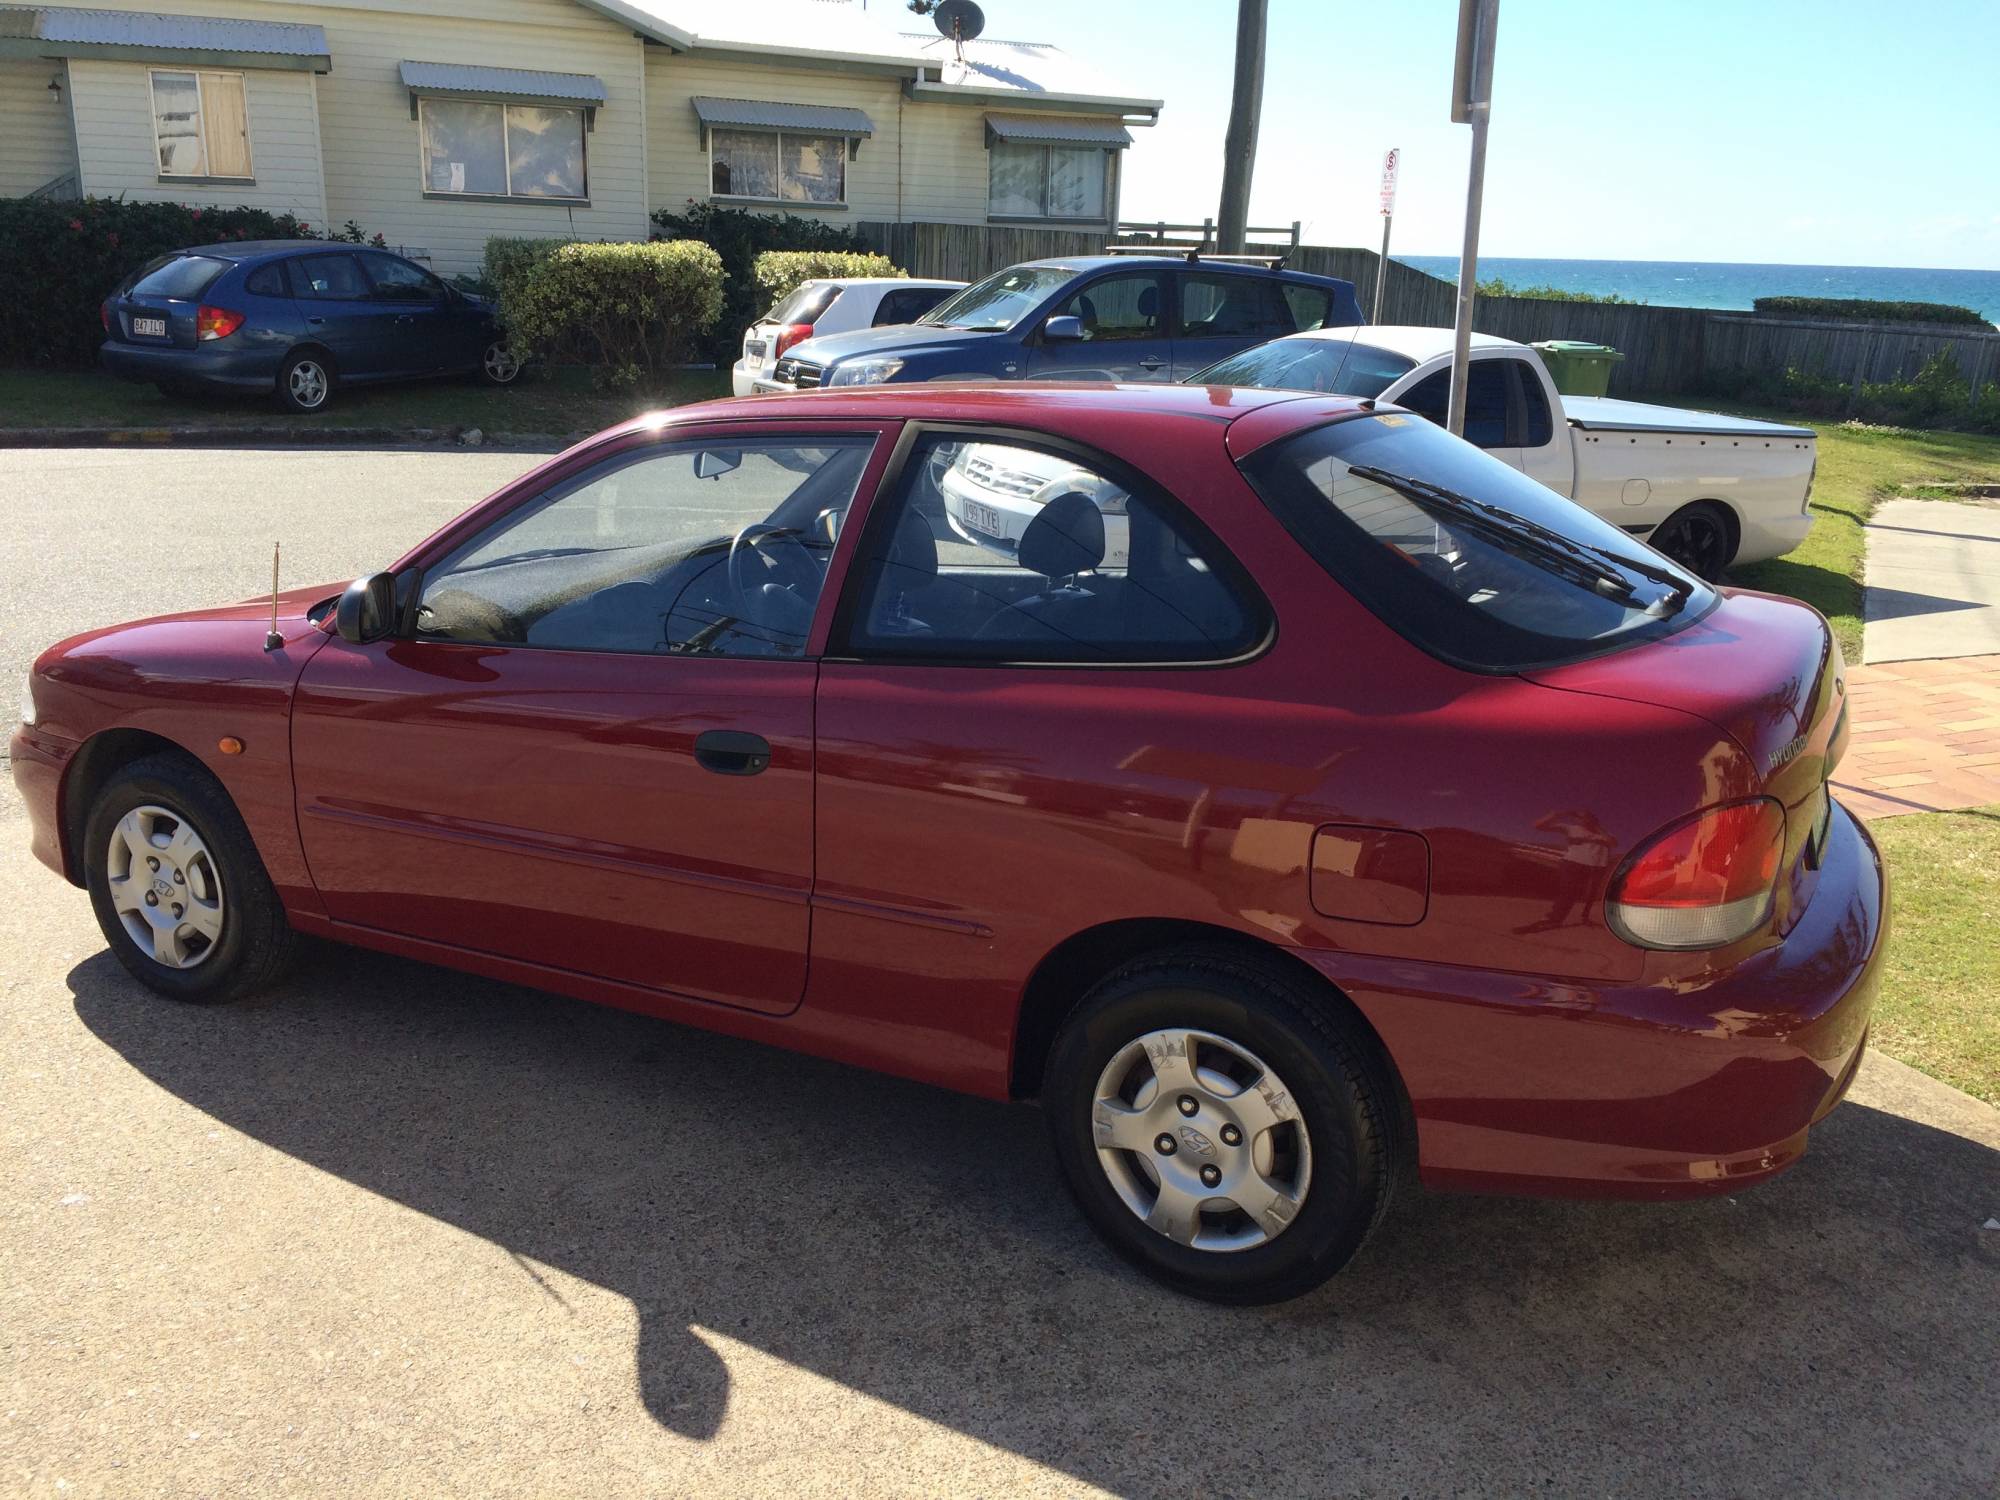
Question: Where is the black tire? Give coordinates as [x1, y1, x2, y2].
[1043, 947, 1403, 1304]
[276, 349, 334, 414]
[476, 338, 522, 386]
[1650, 501, 1735, 581]
[82, 752, 299, 1004]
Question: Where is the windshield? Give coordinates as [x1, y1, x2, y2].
[1193, 337, 1414, 396]
[1240, 413, 1714, 672]
[917, 265, 1074, 332]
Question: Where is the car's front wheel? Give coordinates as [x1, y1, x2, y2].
[83, 753, 299, 1003]
[478, 339, 522, 386]
[277, 350, 334, 414]
[1044, 948, 1402, 1303]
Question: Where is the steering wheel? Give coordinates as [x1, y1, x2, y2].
[726, 523, 820, 607]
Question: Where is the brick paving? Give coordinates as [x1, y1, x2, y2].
[1833, 654, 2000, 820]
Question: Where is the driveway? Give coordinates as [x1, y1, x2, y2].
[4, 449, 1998, 1495]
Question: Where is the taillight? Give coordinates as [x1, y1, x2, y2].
[100, 300, 112, 332]
[1607, 798, 1787, 950]
[196, 305, 245, 341]
[773, 321, 814, 357]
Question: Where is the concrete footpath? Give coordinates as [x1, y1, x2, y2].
[1864, 498, 2000, 665]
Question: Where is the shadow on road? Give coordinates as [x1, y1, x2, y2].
[71, 947, 2000, 1494]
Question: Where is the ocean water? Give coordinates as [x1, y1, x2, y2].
[1398, 256, 2000, 324]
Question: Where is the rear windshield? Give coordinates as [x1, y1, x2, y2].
[127, 254, 230, 300]
[918, 265, 1074, 332]
[1241, 413, 1715, 672]
[1194, 338, 1414, 397]
[769, 282, 838, 326]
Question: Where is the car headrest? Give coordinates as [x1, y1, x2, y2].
[1077, 294, 1099, 330]
[1019, 492, 1105, 579]
[1137, 284, 1158, 319]
[881, 505, 938, 585]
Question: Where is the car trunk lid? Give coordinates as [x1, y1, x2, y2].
[105, 253, 231, 350]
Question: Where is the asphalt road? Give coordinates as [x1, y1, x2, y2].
[4, 448, 1999, 1496]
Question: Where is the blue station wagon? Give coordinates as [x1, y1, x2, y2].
[99, 241, 518, 413]
[763, 254, 1365, 391]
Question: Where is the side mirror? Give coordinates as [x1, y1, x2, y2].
[1042, 315, 1085, 342]
[695, 449, 742, 480]
[335, 572, 396, 643]
[815, 506, 843, 544]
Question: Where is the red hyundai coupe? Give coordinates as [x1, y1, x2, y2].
[13, 383, 1884, 1303]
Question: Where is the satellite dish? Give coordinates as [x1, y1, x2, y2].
[933, 0, 986, 45]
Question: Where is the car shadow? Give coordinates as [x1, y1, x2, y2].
[70, 948, 2000, 1494]
[1861, 583, 1986, 622]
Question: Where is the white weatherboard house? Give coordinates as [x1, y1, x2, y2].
[0, 0, 1161, 274]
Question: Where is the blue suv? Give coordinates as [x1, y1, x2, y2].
[99, 241, 518, 413]
[764, 254, 1363, 390]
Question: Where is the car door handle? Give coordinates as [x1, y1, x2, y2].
[306, 316, 325, 326]
[395, 314, 416, 324]
[694, 730, 772, 776]
[1138, 358, 1165, 371]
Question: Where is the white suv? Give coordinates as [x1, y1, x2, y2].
[734, 277, 963, 396]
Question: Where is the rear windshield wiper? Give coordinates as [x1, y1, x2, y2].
[1345, 464, 1689, 613]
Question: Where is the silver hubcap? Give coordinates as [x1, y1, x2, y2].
[105, 804, 224, 969]
[484, 342, 519, 381]
[289, 360, 327, 408]
[1092, 1028, 1312, 1253]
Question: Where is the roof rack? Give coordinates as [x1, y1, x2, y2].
[1107, 217, 1302, 267]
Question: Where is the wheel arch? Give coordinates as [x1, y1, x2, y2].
[1660, 497, 1741, 572]
[1009, 918, 1413, 1134]
[57, 728, 203, 886]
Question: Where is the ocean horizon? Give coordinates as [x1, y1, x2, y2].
[1396, 256, 2000, 325]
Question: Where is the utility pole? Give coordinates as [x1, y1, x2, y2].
[1446, 0, 1499, 438]
[1216, 0, 1267, 254]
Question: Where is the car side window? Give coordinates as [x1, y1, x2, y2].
[1179, 273, 1291, 340]
[873, 287, 950, 326]
[364, 255, 443, 302]
[415, 437, 876, 658]
[1396, 363, 1512, 449]
[1514, 360, 1556, 446]
[841, 435, 1266, 663]
[293, 254, 370, 301]
[1278, 282, 1333, 333]
[244, 262, 289, 298]
[1047, 273, 1165, 342]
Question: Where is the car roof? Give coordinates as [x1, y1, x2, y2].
[177, 240, 389, 261]
[1283, 324, 1522, 360]
[1012, 254, 1332, 280]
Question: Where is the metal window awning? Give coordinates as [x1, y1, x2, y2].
[984, 114, 1134, 150]
[692, 95, 875, 156]
[0, 4, 331, 72]
[400, 60, 606, 126]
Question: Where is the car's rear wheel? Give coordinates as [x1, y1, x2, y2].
[83, 753, 299, 1003]
[1043, 948, 1401, 1304]
[1650, 501, 1734, 580]
[277, 350, 333, 413]
[478, 340, 521, 385]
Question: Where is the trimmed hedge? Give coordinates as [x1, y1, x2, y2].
[650, 201, 877, 359]
[1752, 296, 1990, 328]
[753, 250, 904, 311]
[0, 195, 384, 368]
[1702, 349, 2000, 435]
[482, 235, 568, 324]
[505, 239, 724, 388]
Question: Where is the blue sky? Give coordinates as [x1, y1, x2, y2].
[963, 0, 2000, 269]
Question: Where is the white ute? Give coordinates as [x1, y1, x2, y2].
[1198, 326, 1817, 577]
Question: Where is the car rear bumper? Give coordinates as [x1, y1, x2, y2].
[1732, 507, 1815, 567]
[9, 725, 76, 881]
[99, 340, 278, 391]
[1305, 800, 1888, 1200]
[730, 357, 767, 398]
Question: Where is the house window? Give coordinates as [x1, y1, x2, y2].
[419, 98, 586, 200]
[710, 128, 846, 205]
[989, 143, 1108, 221]
[150, 70, 252, 179]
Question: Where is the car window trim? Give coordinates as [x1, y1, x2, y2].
[823, 418, 1277, 673]
[388, 418, 900, 659]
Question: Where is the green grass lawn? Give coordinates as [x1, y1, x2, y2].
[1869, 806, 2000, 1106]
[1714, 411, 2000, 661]
[0, 365, 730, 437]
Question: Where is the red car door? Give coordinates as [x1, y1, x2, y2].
[290, 423, 891, 1014]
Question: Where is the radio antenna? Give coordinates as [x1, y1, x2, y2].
[263, 542, 284, 651]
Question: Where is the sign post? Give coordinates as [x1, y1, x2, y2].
[1446, 0, 1499, 438]
[1374, 147, 1399, 325]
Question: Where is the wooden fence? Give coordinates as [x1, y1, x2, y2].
[856, 221, 2000, 401]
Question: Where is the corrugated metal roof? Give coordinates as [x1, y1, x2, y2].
[399, 60, 608, 105]
[0, 5, 328, 58]
[692, 96, 874, 136]
[984, 114, 1134, 149]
